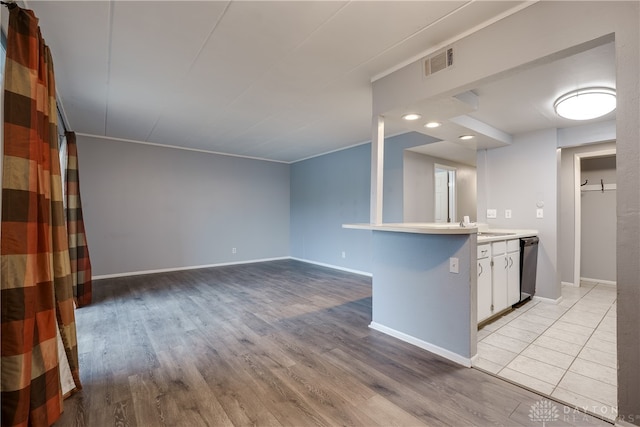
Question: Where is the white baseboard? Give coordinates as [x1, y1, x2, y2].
[561, 281, 579, 287]
[92, 256, 290, 280]
[581, 277, 617, 287]
[369, 322, 472, 368]
[533, 294, 563, 305]
[290, 257, 372, 277]
[470, 353, 480, 365]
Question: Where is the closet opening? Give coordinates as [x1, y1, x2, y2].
[573, 148, 617, 286]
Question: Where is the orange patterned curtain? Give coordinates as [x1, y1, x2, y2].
[1, 5, 81, 427]
[64, 131, 92, 307]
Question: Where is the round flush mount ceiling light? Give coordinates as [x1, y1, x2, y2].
[553, 87, 616, 120]
[459, 135, 474, 140]
[402, 113, 422, 121]
[424, 121, 441, 128]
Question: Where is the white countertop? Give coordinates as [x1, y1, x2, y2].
[476, 227, 538, 243]
[343, 222, 538, 240]
[343, 222, 476, 235]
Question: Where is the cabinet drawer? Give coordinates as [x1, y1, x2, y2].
[477, 244, 491, 259]
[507, 239, 520, 252]
[492, 241, 506, 255]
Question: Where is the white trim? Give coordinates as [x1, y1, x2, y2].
[581, 277, 617, 287]
[371, 1, 538, 82]
[291, 130, 410, 164]
[434, 163, 457, 223]
[470, 353, 480, 365]
[293, 140, 370, 164]
[533, 294, 563, 305]
[93, 256, 373, 280]
[369, 322, 472, 367]
[574, 153, 581, 289]
[76, 133, 289, 164]
[92, 257, 289, 280]
[561, 281, 579, 287]
[77, 130, 418, 166]
[290, 257, 372, 277]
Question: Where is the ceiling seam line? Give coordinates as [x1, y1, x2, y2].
[104, 0, 115, 136]
[143, 0, 233, 143]
[236, 1, 538, 147]
[371, 0, 540, 82]
[185, 0, 353, 148]
[215, 1, 480, 149]
[222, 0, 352, 111]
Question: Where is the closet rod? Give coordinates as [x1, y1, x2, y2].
[581, 183, 616, 192]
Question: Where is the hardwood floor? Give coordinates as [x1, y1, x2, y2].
[57, 260, 607, 426]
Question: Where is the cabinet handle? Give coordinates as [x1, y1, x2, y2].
[479, 262, 483, 276]
[509, 256, 513, 268]
[505, 257, 508, 269]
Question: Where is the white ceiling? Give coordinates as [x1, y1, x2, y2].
[15, 1, 615, 164]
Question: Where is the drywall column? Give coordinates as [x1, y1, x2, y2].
[369, 230, 476, 365]
[370, 115, 384, 224]
[615, 7, 640, 422]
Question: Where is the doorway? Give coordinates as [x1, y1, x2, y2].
[434, 164, 456, 223]
[573, 149, 617, 286]
[474, 145, 619, 421]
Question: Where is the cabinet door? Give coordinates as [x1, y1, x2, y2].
[507, 250, 521, 305]
[492, 254, 509, 313]
[477, 257, 492, 322]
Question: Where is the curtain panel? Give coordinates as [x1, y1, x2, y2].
[1, 6, 81, 427]
[64, 131, 92, 307]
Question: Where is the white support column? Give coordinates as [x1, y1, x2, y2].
[370, 115, 384, 224]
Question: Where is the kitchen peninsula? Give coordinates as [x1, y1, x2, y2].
[344, 222, 537, 367]
[344, 222, 479, 366]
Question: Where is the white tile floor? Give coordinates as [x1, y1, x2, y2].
[474, 282, 618, 421]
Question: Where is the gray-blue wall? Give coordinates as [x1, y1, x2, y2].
[81, 131, 435, 277]
[383, 133, 439, 222]
[477, 129, 559, 300]
[290, 132, 435, 273]
[290, 143, 372, 273]
[78, 135, 290, 276]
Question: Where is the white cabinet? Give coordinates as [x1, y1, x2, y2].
[506, 240, 521, 306]
[477, 244, 492, 323]
[491, 242, 509, 314]
[478, 238, 521, 323]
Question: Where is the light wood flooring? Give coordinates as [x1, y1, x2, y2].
[57, 260, 608, 426]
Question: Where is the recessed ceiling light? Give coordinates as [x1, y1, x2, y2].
[402, 113, 422, 121]
[424, 122, 441, 128]
[459, 135, 474, 140]
[554, 87, 616, 120]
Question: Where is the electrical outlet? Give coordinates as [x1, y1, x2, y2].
[536, 208, 544, 219]
[505, 209, 512, 219]
[449, 257, 459, 274]
[232, 247, 237, 254]
[487, 209, 497, 219]
[341, 251, 346, 259]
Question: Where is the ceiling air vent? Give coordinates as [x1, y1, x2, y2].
[423, 47, 454, 77]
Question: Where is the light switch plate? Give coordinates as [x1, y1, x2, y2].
[487, 209, 497, 219]
[449, 257, 459, 274]
[505, 209, 512, 219]
[536, 208, 544, 219]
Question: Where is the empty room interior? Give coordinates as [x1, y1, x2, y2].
[1, 1, 639, 427]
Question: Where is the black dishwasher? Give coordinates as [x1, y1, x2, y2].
[519, 236, 539, 303]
